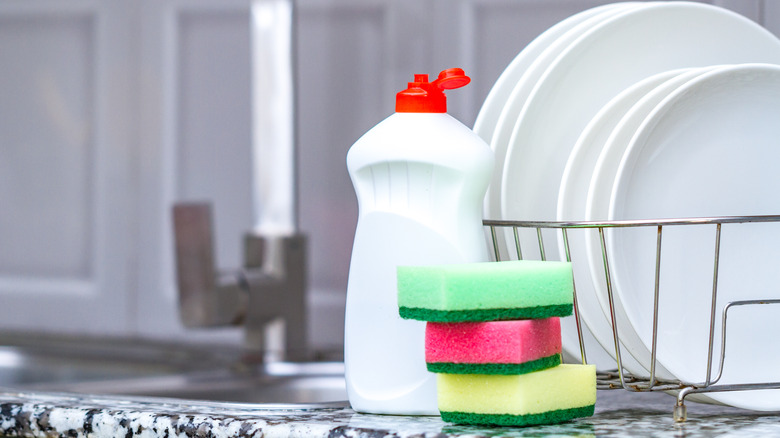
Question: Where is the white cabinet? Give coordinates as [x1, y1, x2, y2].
[0, 0, 777, 350]
[0, 0, 135, 335]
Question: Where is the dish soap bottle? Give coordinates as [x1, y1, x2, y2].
[344, 68, 494, 415]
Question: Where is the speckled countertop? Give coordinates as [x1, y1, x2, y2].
[2, 389, 780, 437]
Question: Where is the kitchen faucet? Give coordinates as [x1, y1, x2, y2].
[172, 202, 309, 361]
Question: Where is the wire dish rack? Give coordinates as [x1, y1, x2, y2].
[482, 215, 780, 422]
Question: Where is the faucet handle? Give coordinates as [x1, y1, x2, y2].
[172, 202, 246, 327]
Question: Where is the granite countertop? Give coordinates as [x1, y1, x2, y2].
[2, 389, 780, 437]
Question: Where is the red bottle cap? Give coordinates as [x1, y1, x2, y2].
[395, 68, 471, 113]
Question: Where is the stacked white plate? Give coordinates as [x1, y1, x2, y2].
[475, 1, 780, 410]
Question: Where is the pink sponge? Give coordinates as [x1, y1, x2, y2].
[425, 318, 562, 374]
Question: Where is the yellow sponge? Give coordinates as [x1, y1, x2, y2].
[437, 364, 596, 426]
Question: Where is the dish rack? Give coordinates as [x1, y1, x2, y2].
[482, 215, 780, 422]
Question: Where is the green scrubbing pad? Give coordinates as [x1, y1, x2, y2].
[427, 353, 561, 375]
[397, 260, 573, 322]
[441, 405, 596, 426]
[440, 405, 595, 427]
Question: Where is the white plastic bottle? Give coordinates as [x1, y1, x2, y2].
[344, 68, 494, 415]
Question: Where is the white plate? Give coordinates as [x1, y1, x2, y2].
[486, 4, 642, 369]
[556, 68, 688, 373]
[582, 66, 717, 379]
[608, 64, 780, 410]
[480, 3, 639, 225]
[501, 1, 780, 223]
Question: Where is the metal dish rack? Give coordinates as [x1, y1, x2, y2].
[483, 215, 780, 422]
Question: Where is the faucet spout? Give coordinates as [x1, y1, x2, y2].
[173, 203, 247, 327]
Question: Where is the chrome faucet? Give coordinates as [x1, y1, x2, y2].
[172, 202, 309, 361]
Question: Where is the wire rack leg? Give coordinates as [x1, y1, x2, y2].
[674, 387, 699, 422]
[673, 402, 688, 423]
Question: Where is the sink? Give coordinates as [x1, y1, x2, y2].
[0, 332, 347, 406]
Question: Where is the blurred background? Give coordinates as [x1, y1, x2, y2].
[0, 0, 777, 356]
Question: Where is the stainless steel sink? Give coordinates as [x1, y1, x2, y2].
[0, 333, 347, 406]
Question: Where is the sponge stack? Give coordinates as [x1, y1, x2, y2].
[398, 260, 596, 426]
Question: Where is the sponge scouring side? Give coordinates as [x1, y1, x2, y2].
[437, 364, 597, 426]
[425, 318, 562, 374]
[397, 260, 573, 322]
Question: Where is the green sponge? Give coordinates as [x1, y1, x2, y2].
[397, 260, 573, 322]
[440, 405, 595, 427]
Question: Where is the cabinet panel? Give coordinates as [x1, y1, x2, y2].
[712, 0, 762, 22]
[764, 0, 780, 36]
[0, 1, 131, 334]
[0, 13, 94, 279]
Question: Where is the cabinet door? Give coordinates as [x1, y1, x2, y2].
[0, 0, 134, 335]
[133, 0, 254, 342]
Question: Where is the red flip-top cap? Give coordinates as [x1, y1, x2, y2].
[395, 68, 471, 113]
